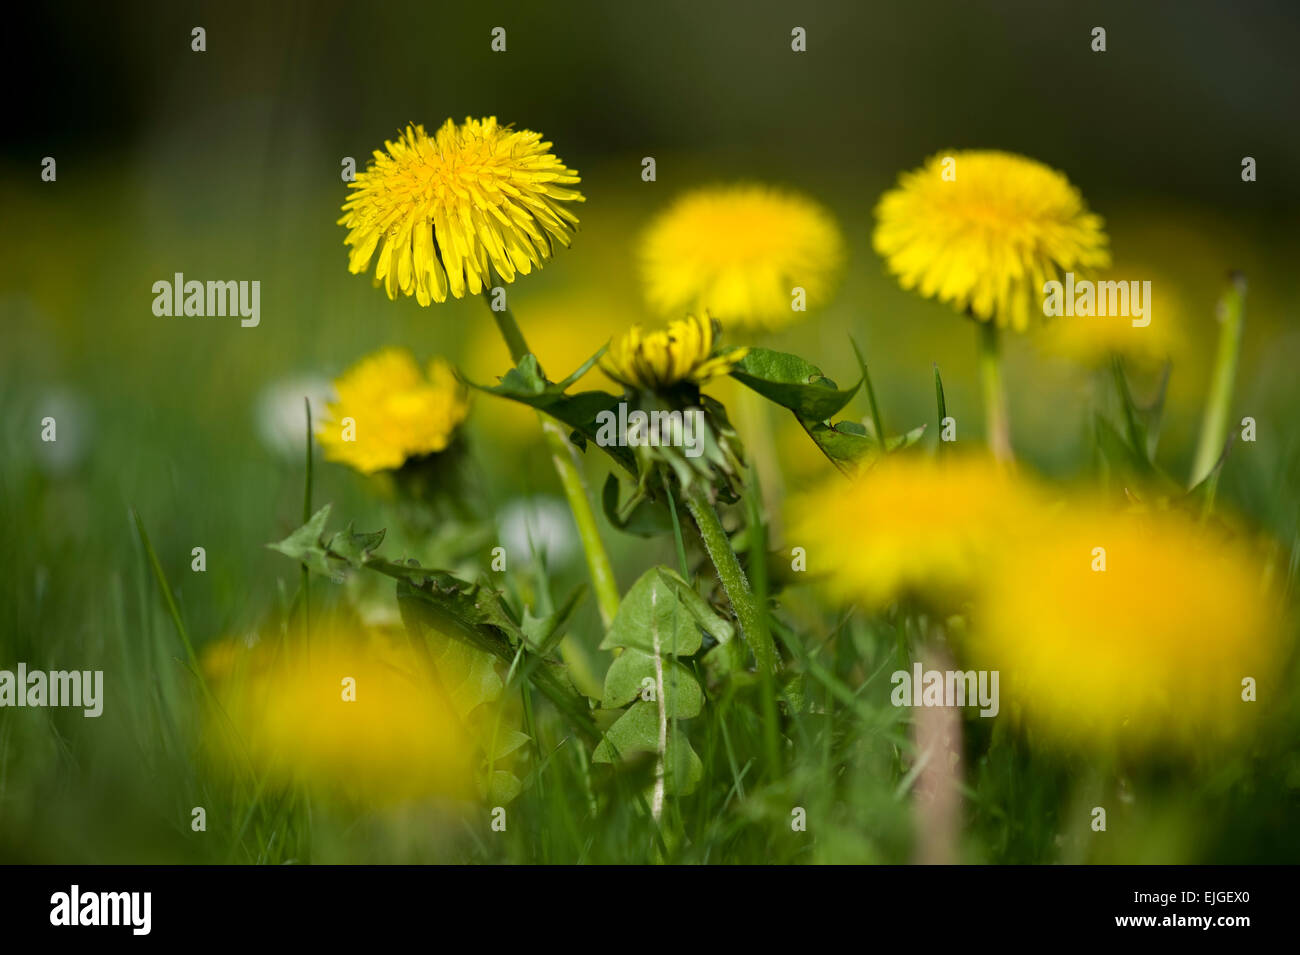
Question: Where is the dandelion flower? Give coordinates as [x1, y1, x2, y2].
[317, 347, 469, 474]
[204, 626, 478, 804]
[339, 118, 584, 305]
[969, 504, 1284, 749]
[784, 454, 1043, 609]
[640, 184, 845, 331]
[873, 151, 1110, 332]
[602, 315, 748, 392]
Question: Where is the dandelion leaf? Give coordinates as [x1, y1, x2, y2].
[730, 347, 861, 421]
[602, 648, 702, 717]
[599, 566, 732, 655]
[267, 504, 339, 576]
[465, 354, 635, 473]
[592, 703, 701, 795]
[325, 522, 386, 568]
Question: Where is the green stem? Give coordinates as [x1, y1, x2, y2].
[683, 484, 776, 674]
[490, 304, 530, 366]
[1190, 274, 1247, 489]
[540, 416, 621, 628]
[976, 320, 1013, 462]
[483, 290, 621, 629]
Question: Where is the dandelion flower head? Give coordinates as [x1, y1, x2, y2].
[340, 117, 584, 304]
[873, 150, 1110, 331]
[640, 184, 845, 331]
[968, 503, 1284, 749]
[317, 347, 469, 474]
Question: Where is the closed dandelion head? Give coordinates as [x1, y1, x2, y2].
[602, 314, 748, 394]
[339, 118, 584, 305]
[640, 184, 845, 331]
[874, 151, 1110, 332]
[317, 347, 469, 475]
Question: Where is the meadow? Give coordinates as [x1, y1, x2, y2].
[3, 1, 1298, 866]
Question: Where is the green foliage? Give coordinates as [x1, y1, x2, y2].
[465, 353, 636, 473]
[599, 566, 732, 654]
[933, 363, 947, 426]
[731, 343, 929, 473]
[591, 702, 704, 794]
[267, 506, 601, 744]
[729, 347, 860, 420]
[602, 648, 702, 717]
[593, 566, 713, 796]
[267, 503, 338, 577]
[602, 472, 676, 537]
[418, 609, 530, 805]
[521, 584, 585, 654]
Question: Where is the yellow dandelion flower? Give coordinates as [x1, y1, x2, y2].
[204, 626, 478, 804]
[316, 347, 469, 474]
[640, 184, 845, 331]
[968, 504, 1285, 749]
[1038, 263, 1187, 366]
[602, 314, 748, 392]
[339, 118, 584, 304]
[784, 454, 1043, 609]
[874, 151, 1110, 332]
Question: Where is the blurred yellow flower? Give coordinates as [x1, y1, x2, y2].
[204, 626, 478, 804]
[969, 504, 1284, 749]
[339, 118, 584, 304]
[1038, 264, 1187, 366]
[874, 151, 1110, 332]
[317, 347, 469, 474]
[785, 454, 1042, 609]
[602, 314, 748, 392]
[640, 184, 844, 331]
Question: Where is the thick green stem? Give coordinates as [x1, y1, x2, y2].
[976, 320, 1013, 462]
[483, 291, 622, 629]
[1190, 275, 1247, 489]
[683, 484, 776, 674]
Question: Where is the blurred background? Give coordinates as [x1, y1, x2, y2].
[2, 0, 1298, 862]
